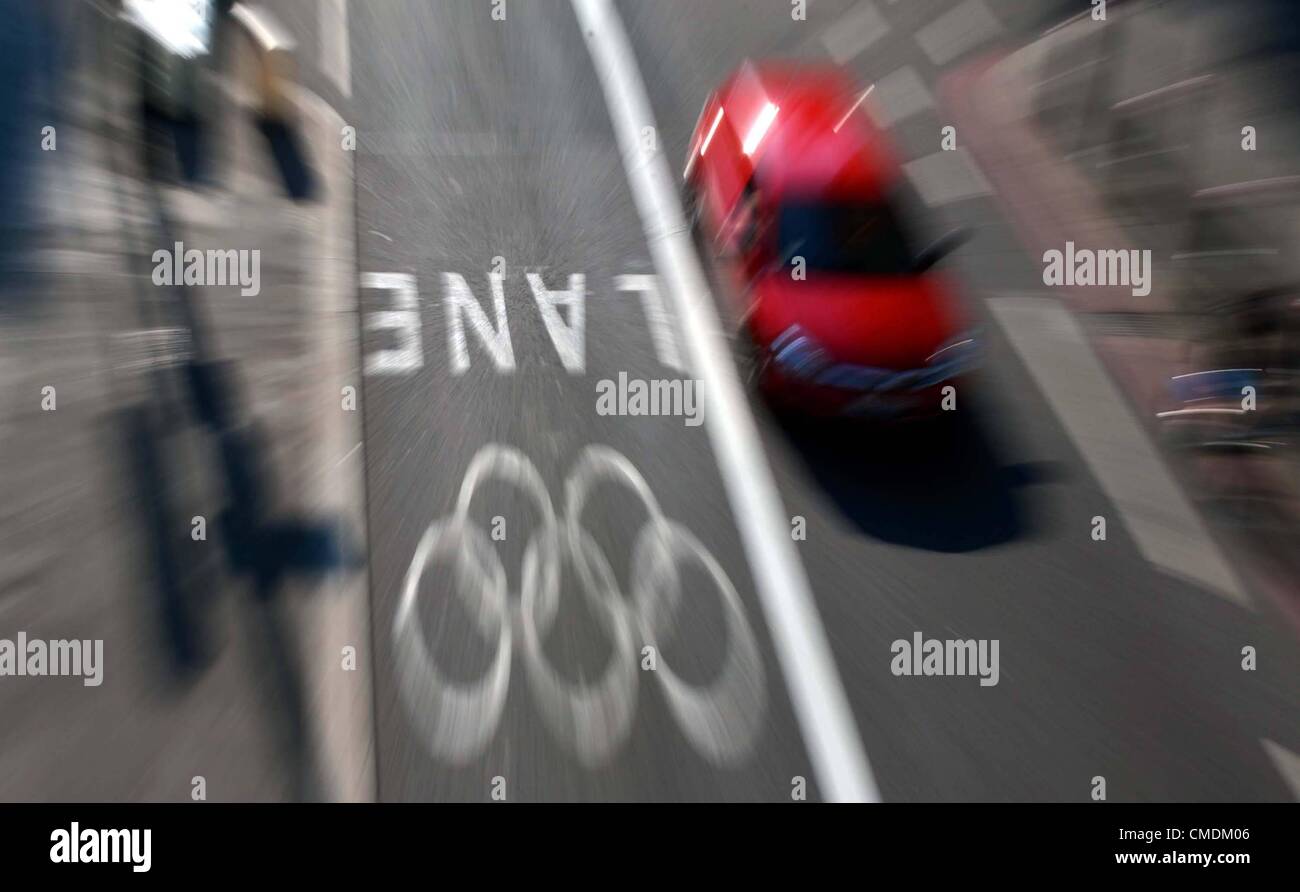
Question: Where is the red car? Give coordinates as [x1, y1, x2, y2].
[683, 62, 979, 418]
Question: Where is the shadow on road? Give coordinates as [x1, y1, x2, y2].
[774, 408, 1060, 552]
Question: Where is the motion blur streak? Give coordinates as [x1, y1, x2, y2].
[1, 0, 1298, 803]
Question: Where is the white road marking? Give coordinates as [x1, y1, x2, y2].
[571, 0, 881, 803]
[987, 296, 1249, 605]
[395, 444, 767, 766]
[1262, 739, 1300, 801]
[528, 273, 586, 374]
[915, 0, 1003, 67]
[616, 275, 687, 372]
[361, 272, 424, 376]
[321, 0, 352, 98]
[444, 272, 516, 374]
[820, 0, 891, 65]
[868, 66, 933, 129]
[359, 270, 672, 376]
[902, 148, 993, 206]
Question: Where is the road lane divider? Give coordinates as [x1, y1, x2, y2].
[570, 0, 880, 802]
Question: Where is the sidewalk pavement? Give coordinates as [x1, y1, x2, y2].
[0, 10, 373, 800]
[941, 5, 1300, 628]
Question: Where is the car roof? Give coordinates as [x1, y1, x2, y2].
[715, 61, 899, 199]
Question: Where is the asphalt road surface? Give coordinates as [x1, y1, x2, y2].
[273, 0, 1300, 801]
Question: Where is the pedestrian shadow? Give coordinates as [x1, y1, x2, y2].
[773, 406, 1059, 552]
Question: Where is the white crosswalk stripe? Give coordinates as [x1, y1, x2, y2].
[821, 0, 891, 65]
[868, 65, 935, 128]
[903, 147, 993, 205]
[915, 0, 1003, 66]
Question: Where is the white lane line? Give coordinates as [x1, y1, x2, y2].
[321, 0, 352, 98]
[915, 0, 1003, 67]
[570, 0, 880, 803]
[987, 296, 1249, 606]
[820, 0, 891, 65]
[616, 275, 688, 372]
[902, 148, 993, 206]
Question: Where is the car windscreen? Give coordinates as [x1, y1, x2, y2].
[775, 198, 916, 275]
